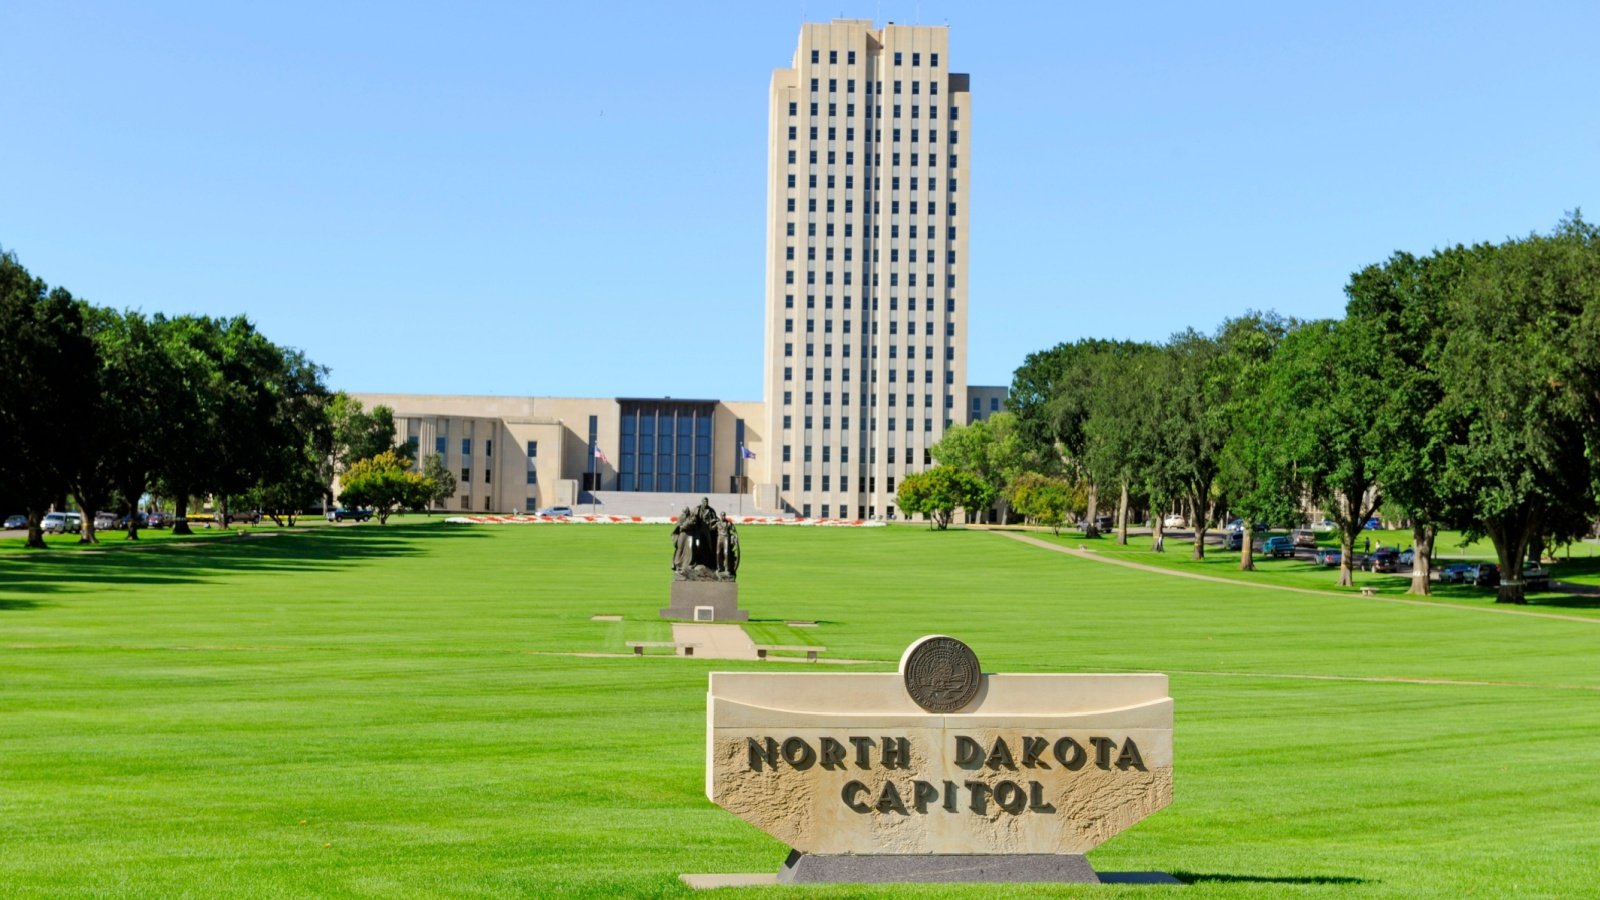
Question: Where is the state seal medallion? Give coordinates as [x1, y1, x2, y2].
[900, 634, 982, 713]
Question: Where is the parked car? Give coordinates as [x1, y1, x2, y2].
[536, 506, 575, 517]
[327, 507, 374, 522]
[1291, 528, 1318, 548]
[1223, 531, 1243, 551]
[1399, 547, 1419, 566]
[1314, 547, 1342, 566]
[1439, 563, 1476, 584]
[145, 511, 172, 529]
[1225, 518, 1244, 533]
[1522, 563, 1551, 592]
[225, 510, 261, 525]
[1312, 518, 1337, 533]
[41, 511, 83, 534]
[118, 512, 149, 529]
[1473, 563, 1500, 587]
[1263, 535, 1295, 558]
[1162, 514, 1186, 529]
[1364, 517, 1382, 530]
[94, 511, 119, 530]
[3, 514, 26, 530]
[1368, 549, 1400, 573]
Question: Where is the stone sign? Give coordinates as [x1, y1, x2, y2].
[703, 636, 1173, 883]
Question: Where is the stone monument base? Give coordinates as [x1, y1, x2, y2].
[777, 851, 1101, 884]
[661, 580, 747, 622]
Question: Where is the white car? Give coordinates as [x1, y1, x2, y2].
[1162, 514, 1186, 529]
[41, 511, 83, 534]
[535, 506, 575, 517]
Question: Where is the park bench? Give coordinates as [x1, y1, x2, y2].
[625, 640, 701, 657]
[754, 644, 826, 662]
[1359, 586, 1377, 597]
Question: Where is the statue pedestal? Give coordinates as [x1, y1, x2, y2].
[662, 580, 747, 621]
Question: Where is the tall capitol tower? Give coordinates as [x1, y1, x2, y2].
[760, 20, 971, 520]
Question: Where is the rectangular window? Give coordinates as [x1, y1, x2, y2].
[461, 496, 471, 510]
[894, 51, 902, 65]
[461, 467, 470, 482]
[912, 52, 920, 66]
[526, 469, 536, 485]
[829, 50, 837, 63]
[848, 50, 856, 64]
[931, 52, 939, 67]
[435, 436, 446, 456]
[485, 468, 492, 484]
[461, 438, 471, 456]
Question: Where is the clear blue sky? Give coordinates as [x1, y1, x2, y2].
[5, 1, 1597, 400]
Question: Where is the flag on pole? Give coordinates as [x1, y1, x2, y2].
[740, 444, 756, 460]
[594, 447, 608, 464]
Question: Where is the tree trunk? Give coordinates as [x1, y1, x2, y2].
[218, 494, 230, 530]
[1115, 482, 1130, 546]
[1528, 533, 1546, 566]
[25, 509, 46, 550]
[1487, 518, 1531, 604]
[1239, 526, 1255, 571]
[1337, 529, 1355, 588]
[1083, 483, 1099, 538]
[74, 491, 105, 544]
[1152, 516, 1165, 553]
[1407, 525, 1434, 596]
[1189, 486, 1209, 560]
[173, 496, 193, 536]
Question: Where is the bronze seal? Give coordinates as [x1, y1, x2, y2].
[900, 635, 981, 713]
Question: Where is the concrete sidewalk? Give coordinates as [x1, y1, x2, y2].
[671, 623, 760, 660]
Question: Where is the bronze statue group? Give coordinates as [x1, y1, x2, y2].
[671, 498, 740, 580]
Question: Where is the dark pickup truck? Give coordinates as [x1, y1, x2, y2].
[327, 507, 374, 522]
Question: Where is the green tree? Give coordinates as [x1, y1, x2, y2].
[0, 251, 96, 549]
[1212, 312, 1297, 570]
[421, 453, 456, 512]
[1009, 472, 1084, 535]
[339, 450, 434, 525]
[1268, 318, 1387, 586]
[1433, 218, 1600, 602]
[896, 466, 993, 530]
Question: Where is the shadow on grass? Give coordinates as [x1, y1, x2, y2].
[0, 523, 484, 600]
[1175, 872, 1369, 885]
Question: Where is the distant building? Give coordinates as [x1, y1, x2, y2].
[347, 22, 1004, 519]
[759, 20, 973, 520]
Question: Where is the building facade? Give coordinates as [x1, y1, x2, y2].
[761, 20, 972, 520]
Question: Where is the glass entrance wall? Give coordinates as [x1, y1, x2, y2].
[617, 400, 714, 493]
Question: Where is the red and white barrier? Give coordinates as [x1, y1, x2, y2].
[445, 514, 883, 527]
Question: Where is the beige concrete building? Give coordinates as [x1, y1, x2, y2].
[353, 394, 765, 514]
[345, 22, 1002, 520]
[761, 20, 972, 519]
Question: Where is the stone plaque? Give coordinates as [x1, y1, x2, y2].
[705, 636, 1173, 858]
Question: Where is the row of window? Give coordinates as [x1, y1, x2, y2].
[808, 49, 940, 68]
[784, 224, 959, 244]
[787, 150, 956, 169]
[788, 125, 960, 146]
[782, 446, 936, 465]
[785, 295, 959, 313]
[782, 366, 957, 385]
[785, 319, 957, 337]
[790, 100, 955, 121]
[783, 389, 951, 406]
[782, 473, 903, 495]
[785, 268, 959, 287]
[784, 342, 958, 362]
[786, 247, 959, 265]
[432, 438, 544, 460]
[785, 173, 957, 193]
[782, 415, 951, 433]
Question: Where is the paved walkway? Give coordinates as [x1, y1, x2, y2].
[999, 531, 1600, 626]
[671, 623, 760, 660]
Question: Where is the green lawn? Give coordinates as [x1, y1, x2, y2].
[1024, 527, 1600, 619]
[3, 522, 1598, 896]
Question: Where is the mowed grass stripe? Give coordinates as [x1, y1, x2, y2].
[3, 521, 1598, 896]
